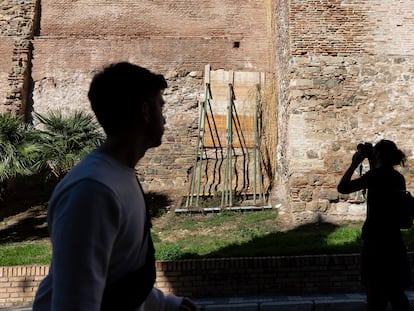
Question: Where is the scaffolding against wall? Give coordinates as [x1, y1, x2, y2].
[182, 65, 269, 213]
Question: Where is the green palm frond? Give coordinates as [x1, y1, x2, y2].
[35, 110, 104, 179]
[0, 110, 104, 184]
[0, 113, 25, 144]
[0, 113, 43, 182]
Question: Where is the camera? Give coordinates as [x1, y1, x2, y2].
[357, 142, 373, 159]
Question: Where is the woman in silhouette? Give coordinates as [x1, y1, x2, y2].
[338, 139, 412, 311]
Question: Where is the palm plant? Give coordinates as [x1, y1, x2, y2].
[35, 110, 104, 180]
[0, 113, 44, 200]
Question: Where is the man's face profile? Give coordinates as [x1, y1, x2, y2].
[143, 91, 165, 149]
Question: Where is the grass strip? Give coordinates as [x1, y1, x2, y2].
[2, 210, 414, 265]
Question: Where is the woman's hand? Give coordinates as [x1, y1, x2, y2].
[351, 150, 365, 168]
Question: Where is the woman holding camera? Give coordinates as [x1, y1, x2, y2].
[338, 139, 412, 311]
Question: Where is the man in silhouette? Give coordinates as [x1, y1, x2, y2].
[33, 62, 199, 311]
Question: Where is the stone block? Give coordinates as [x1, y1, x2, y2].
[319, 189, 339, 202]
[289, 174, 309, 188]
[290, 79, 313, 87]
[331, 202, 349, 214]
[299, 189, 313, 202]
[291, 202, 306, 212]
[307, 200, 329, 212]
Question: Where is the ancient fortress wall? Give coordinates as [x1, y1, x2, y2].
[24, 0, 273, 201]
[2, 0, 414, 223]
[33, 0, 272, 75]
[276, 0, 414, 223]
[0, 0, 39, 115]
[0, 37, 13, 105]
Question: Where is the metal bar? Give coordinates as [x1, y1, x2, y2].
[256, 84, 264, 203]
[259, 73, 266, 203]
[221, 82, 234, 208]
[221, 135, 229, 208]
[188, 64, 211, 208]
[253, 84, 259, 205]
[257, 91, 264, 203]
[195, 84, 209, 207]
[228, 83, 234, 207]
[187, 97, 203, 207]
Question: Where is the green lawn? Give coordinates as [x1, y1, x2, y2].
[0, 240, 51, 266]
[153, 210, 364, 260]
[2, 209, 414, 266]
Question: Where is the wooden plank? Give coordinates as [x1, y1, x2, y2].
[204, 114, 255, 148]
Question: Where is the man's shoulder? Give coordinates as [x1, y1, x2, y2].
[55, 152, 136, 195]
[57, 153, 105, 186]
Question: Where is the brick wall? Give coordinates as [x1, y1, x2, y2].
[36, 0, 272, 73]
[0, 266, 48, 306]
[290, 1, 368, 56]
[289, 1, 414, 57]
[40, 0, 267, 38]
[0, 253, 380, 307]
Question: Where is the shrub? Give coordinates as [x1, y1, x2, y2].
[35, 110, 104, 180]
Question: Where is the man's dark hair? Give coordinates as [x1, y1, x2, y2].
[88, 62, 167, 135]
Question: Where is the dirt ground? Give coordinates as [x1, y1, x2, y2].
[0, 199, 49, 244]
[0, 186, 176, 245]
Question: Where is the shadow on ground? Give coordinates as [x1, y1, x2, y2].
[205, 221, 361, 258]
[0, 189, 172, 245]
[0, 205, 48, 244]
[167, 219, 362, 260]
[0, 175, 54, 244]
[0, 182, 363, 257]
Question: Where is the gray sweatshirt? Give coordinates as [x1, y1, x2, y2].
[33, 152, 181, 311]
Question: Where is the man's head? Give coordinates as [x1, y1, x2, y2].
[88, 62, 167, 147]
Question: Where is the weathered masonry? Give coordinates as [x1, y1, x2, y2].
[2, 0, 414, 224]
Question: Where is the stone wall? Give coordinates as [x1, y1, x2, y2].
[3, 0, 414, 222]
[138, 73, 203, 196]
[0, 0, 39, 116]
[0, 37, 14, 106]
[270, 0, 290, 209]
[287, 55, 414, 222]
[28, 0, 273, 203]
[32, 67, 203, 199]
[274, 0, 414, 223]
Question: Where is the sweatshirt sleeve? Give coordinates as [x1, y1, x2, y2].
[49, 180, 120, 311]
[139, 288, 183, 311]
